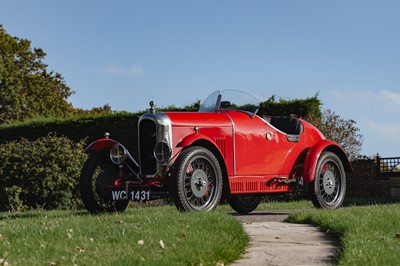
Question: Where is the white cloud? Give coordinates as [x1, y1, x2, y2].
[364, 118, 400, 138]
[103, 64, 144, 76]
[326, 88, 400, 114]
[324, 88, 400, 156]
[329, 89, 378, 105]
[379, 90, 400, 111]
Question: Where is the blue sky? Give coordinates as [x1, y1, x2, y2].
[1, 0, 399, 157]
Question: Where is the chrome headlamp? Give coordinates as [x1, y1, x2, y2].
[153, 141, 172, 164]
[110, 144, 127, 165]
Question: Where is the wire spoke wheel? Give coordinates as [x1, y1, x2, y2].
[172, 146, 223, 212]
[319, 162, 340, 203]
[80, 152, 128, 213]
[309, 151, 346, 209]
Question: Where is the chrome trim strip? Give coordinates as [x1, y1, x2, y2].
[138, 112, 173, 176]
[220, 113, 236, 176]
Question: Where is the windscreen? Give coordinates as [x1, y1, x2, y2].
[199, 90, 260, 116]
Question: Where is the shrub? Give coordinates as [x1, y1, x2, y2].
[0, 134, 88, 211]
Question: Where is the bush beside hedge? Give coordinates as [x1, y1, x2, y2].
[0, 134, 88, 211]
[0, 112, 142, 211]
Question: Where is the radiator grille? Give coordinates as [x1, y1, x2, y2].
[139, 119, 157, 175]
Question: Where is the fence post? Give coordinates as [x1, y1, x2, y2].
[375, 154, 381, 177]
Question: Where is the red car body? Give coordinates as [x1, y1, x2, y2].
[80, 90, 352, 214]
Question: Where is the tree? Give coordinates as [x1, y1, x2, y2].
[0, 25, 74, 123]
[308, 109, 363, 160]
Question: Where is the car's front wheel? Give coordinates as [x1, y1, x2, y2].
[229, 195, 261, 214]
[171, 146, 223, 212]
[80, 152, 129, 214]
[309, 151, 346, 209]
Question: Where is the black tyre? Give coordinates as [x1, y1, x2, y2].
[229, 195, 261, 214]
[309, 151, 346, 209]
[171, 146, 223, 212]
[80, 152, 128, 214]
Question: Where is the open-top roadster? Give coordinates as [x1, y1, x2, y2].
[80, 90, 352, 214]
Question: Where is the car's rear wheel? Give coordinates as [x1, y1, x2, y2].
[229, 195, 261, 214]
[309, 151, 346, 209]
[80, 152, 128, 214]
[171, 146, 223, 212]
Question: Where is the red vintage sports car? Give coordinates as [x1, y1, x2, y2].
[80, 90, 352, 214]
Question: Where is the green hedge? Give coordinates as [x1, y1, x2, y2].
[0, 134, 88, 211]
[0, 112, 141, 157]
[259, 95, 321, 118]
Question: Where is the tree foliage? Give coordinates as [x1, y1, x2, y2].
[308, 109, 364, 160]
[0, 25, 74, 123]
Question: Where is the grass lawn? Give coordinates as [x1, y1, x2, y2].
[1, 197, 399, 265]
[288, 202, 400, 265]
[0, 205, 247, 266]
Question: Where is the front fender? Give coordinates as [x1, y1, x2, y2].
[85, 138, 120, 152]
[176, 133, 215, 148]
[303, 140, 352, 184]
[85, 138, 140, 175]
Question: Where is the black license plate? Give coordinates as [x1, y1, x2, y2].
[111, 190, 151, 201]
